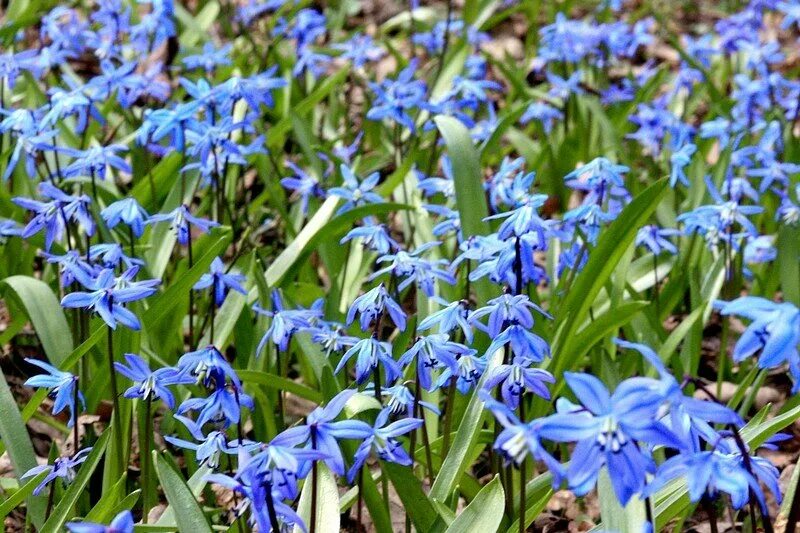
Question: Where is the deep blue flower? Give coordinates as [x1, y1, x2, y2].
[366, 59, 428, 131]
[417, 299, 472, 343]
[13, 183, 93, 250]
[480, 391, 563, 483]
[60, 144, 131, 181]
[370, 242, 455, 297]
[347, 408, 422, 482]
[635, 225, 680, 256]
[470, 293, 550, 338]
[0, 219, 21, 242]
[182, 42, 232, 72]
[253, 291, 323, 353]
[378, 384, 440, 418]
[281, 162, 324, 216]
[66, 510, 134, 533]
[42, 250, 93, 286]
[328, 164, 383, 215]
[335, 336, 401, 386]
[434, 345, 484, 393]
[347, 283, 406, 332]
[24, 358, 84, 426]
[278, 389, 372, 476]
[114, 353, 194, 409]
[165, 414, 256, 468]
[178, 344, 241, 389]
[485, 323, 551, 363]
[61, 267, 159, 330]
[715, 297, 800, 389]
[669, 142, 697, 187]
[88, 243, 143, 269]
[193, 257, 247, 305]
[483, 357, 555, 408]
[22, 447, 91, 495]
[178, 385, 254, 428]
[147, 205, 220, 246]
[100, 198, 149, 237]
[341, 221, 399, 254]
[332, 33, 384, 68]
[539, 372, 682, 505]
[645, 436, 780, 513]
[398, 334, 460, 391]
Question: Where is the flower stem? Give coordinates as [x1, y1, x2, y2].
[442, 376, 457, 457]
[188, 235, 195, 349]
[310, 428, 318, 533]
[108, 326, 124, 474]
[518, 399, 526, 533]
[142, 394, 153, 524]
[72, 377, 80, 455]
[356, 468, 364, 531]
[264, 480, 282, 533]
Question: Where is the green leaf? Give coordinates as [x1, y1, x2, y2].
[154, 452, 212, 533]
[155, 465, 211, 527]
[0, 472, 45, 521]
[777, 225, 800, 306]
[238, 369, 323, 403]
[446, 475, 504, 533]
[2, 275, 73, 366]
[430, 348, 503, 502]
[595, 469, 646, 533]
[0, 366, 45, 527]
[293, 463, 340, 533]
[41, 429, 111, 533]
[384, 463, 444, 532]
[84, 474, 130, 523]
[550, 179, 668, 381]
[434, 115, 494, 305]
[570, 301, 648, 361]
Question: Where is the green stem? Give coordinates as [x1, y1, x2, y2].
[108, 327, 124, 475]
[142, 395, 153, 524]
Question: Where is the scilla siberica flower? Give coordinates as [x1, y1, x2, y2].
[480, 391, 563, 483]
[253, 290, 323, 354]
[22, 447, 91, 495]
[147, 205, 220, 246]
[366, 59, 428, 132]
[715, 296, 800, 390]
[539, 372, 682, 505]
[114, 353, 194, 409]
[347, 407, 422, 482]
[347, 283, 406, 331]
[61, 267, 159, 330]
[178, 385, 254, 428]
[165, 415, 256, 469]
[417, 299, 473, 343]
[483, 356, 555, 408]
[193, 256, 247, 305]
[336, 336, 401, 385]
[398, 334, 460, 391]
[328, 164, 383, 215]
[24, 358, 84, 426]
[66, 510, 134, 533]
[100, 198, 149, 237]
[278, 389, 372, 476]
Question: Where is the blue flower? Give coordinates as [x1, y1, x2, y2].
[539, 373, 682, 505]
[22, 447, 91, 495]
[178, 385, 254, 428]
[417, 299, 473, 343]
[635, 225, 680, 256]
[347, 408, 422, 482]
[100, 198, 149, 237]
[645, 437, 780, 513]
[483, 357, 555, 408]
[182, 42, 232, 72]
[341, 221, 400, 255]
[435, 346, 485, 394]
[147, 205, 220, 246]
[347, 283, 406, 332]
[328, 164, 383, 215]
[370, 242, 455, 297]
[335, 336, 402, 386]
[715, 297, 800, 389]
[61, 267, 159, 330]
[88, 243, 143, 269]
[470, 293, 550, 338]
[114, 353, 194, 409]
[366, 59, 428, 131]
[669, 142, 697, 187]
[13, 183, 93, 250]
[24, 358, 83, 426]
[332, 33, 384, 68]
[398, 334, 461, 391]
[165, 415, 255, 469]
[485, 323, 550, 363]
[193, 256, 247, 305]
[379, 384, 440, 418]
[278, 389, 372, 476]
[253, 291, 323, 353]
[178, 344, 241, 389]
[480, 391, 563, 483]
[281, 162, 324, 215]
[60, 144, 131, 181]
[67, 510, 133, 533]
